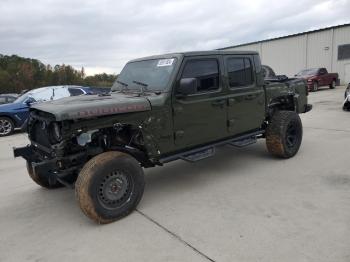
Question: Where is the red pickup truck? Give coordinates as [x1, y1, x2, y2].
[295, 68, 338, 92]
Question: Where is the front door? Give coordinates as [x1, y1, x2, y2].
[224, 55, 265, 135]
[172, 56, 228, 149]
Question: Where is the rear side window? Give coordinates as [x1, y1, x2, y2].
[227, 58, 254, 88]
[182, 59, 219, 92]
[253, 55, 262, 73]
[69, 88, 84, 96]
[319, 68, 327, 75]
[0, 97, 6, 103]
[7, 97, 16, 103]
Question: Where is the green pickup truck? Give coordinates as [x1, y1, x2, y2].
[14, 51, 312, 223]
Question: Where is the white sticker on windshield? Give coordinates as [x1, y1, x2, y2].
[157, 58, 174, 67]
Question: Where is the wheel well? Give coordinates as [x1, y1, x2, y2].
[0, 115, 15, 124]
[68, 124, 154, 167]
[267, 96, 295, 119]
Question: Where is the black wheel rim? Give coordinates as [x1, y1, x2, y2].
[286, 122, 299, 149]
[97, 171, 133, 209]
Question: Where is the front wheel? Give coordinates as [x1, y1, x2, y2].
[0, 117, 14, 137]
[75, 151, 145, 224]
[266, 111, 303, 158]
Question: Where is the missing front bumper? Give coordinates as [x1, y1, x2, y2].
[14, 145, 86, 183]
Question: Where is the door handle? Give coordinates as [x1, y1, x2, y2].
[211, 100, 225, 107]
[245, 94, 256, 100]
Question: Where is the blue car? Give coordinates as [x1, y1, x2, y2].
[0, 85, 88, 136]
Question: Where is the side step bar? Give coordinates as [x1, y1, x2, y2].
[160, 130, 264, 164]
[229, 137, 257, 148]
[181, 147, 215, 162]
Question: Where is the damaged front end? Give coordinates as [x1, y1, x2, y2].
[14, 109, 155, 186]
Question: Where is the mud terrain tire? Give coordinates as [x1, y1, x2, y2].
[75, 151, 145, 224]
[266, 111, 303, 158]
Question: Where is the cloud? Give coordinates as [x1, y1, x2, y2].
[0, 0, 348, 75]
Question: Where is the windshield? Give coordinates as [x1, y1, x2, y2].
[14, 93, 32, 103]
[296, 69, 318, 76]
[111, 58, 177, 92]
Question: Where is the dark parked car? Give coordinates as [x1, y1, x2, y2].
[0, 94, 18, 104]
[295, 68, 338, 92]
[343, 83, 350, 111]
[0, 85, 88, 136]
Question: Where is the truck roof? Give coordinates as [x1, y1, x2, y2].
[129, 50, 259, 62]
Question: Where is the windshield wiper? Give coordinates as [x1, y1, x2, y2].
[113, 80, 129, 93]
[132, 80, 148, 95]
[117, 80, 128, 87]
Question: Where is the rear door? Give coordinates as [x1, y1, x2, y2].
[172, 56, 228, 149]
[224, 55, 265, 135]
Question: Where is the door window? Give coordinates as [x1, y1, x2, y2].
[181, 59, 219, 92]
[319, 68, 327, 75]
[227, 58, 254, 88]
[7, 97, 16, 103]
[69, 88, 84, 96]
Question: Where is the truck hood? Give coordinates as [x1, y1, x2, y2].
[298, 75, 315, 80]
[32, 93, 151, 121]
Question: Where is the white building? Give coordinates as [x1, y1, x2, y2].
[220, 24, 350, 85]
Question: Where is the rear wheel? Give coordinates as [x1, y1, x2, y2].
[312, 82, 318, 92]
[329, 79, 336, 89]
[0, 117, 14, 137]
[266, 111, 303, 158]
[26, 161, 63, 189]
[75, 151, 145, 224]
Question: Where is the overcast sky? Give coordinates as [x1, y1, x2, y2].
[0, 0, 349, 75]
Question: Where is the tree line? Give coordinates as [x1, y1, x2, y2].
[0, 54, 117, 94]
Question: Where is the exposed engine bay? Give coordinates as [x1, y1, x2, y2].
[15, 109, 152, 185]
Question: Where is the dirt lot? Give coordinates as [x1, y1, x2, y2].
[0, 86, 349, 262]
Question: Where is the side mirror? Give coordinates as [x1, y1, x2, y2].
[25, 97, 36, 106]
[177, 78, 197, 96]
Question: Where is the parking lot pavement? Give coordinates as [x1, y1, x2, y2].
[1, 86, 350, 262]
